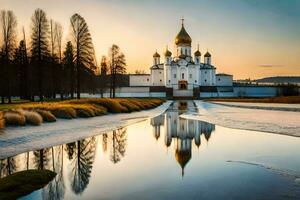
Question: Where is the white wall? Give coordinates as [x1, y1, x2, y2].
[129, 74, 151, 86]
[151, 69, 165, 86]
[216, 75, 233, 86]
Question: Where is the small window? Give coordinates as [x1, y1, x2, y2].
[185, 49, 187, 55]
[160, 79, 162, 82]
[174, 74, 176, 78]
[195, 80, 197, 83]
[218, 78, 220, 81]
[168, 80, 170, 83]
[147, 78, 149, 81]
[189, 74, 192, 78]
[205, 79, 207, 82]
[182, 73, 184, 79]
[159, 71, 162, 74]
[205, 71, 207, 74]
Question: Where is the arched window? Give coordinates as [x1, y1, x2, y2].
[182, 73, 184, 79]
[185, 49, 187, 55]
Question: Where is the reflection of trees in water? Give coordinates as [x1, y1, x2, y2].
[69, 137, 97, 194]
[0, 156, 17, 177]
[109, 128, 127, 164]
[65, 142, 76, 160]
[42, 145, 65, 200]
[102, 133, 108, 153]
[101, 128, 127, 164]
[33, 149, 51, 170]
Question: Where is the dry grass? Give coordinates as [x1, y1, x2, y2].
[49, 106, 77, 119]
[207, 96, 300, 104]
[4, 111, 26, 126]
[35, 110, 56, 122]
[23, 110, 43, 126]
[0, 112, 4, 129]
[0, 98, 164, 128]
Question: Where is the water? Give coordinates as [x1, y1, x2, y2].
[1, 101, 300, 200]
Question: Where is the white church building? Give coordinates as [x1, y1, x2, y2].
[129, 19, 233, 98]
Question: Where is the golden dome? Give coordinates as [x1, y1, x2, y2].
[175, 149, 191, 170]
[175, 24, 192, 46]
[153, 51, 160, 57]
[204, 51, 211, 57]
[194, 50, 201, 57]
[164, 49, 172, 57]
[175, 149, 191, 177]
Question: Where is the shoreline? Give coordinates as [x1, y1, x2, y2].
[0, 101, 172, 159]
[0, 98, 165, 129]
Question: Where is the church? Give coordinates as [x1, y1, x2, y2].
[130, 19, 233, 98]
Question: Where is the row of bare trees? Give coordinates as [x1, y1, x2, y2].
[0, 9, 126, 103]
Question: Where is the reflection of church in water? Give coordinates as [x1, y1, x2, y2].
[151, 101, 215, 176]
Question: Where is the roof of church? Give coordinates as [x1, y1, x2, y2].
[165, 49, 172, 57]
[194, 50, 201, 56]
[204, 51, 211, 57]
[175, 22, 192, 46]
[153, 51, 160, 57]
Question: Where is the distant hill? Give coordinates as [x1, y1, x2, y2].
[255, 76, 300, 84]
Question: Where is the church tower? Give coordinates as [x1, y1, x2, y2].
[164, 46, 172, 65]
[153, 50, 160, 65]
[194, 44, 201, 64]
[175, 18, 192, 58]
[204, 51, 211, 65]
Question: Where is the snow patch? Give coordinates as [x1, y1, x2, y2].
[0, 101, 172, 159]
[180, 101, 300, 137]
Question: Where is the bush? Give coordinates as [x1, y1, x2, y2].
[75, 106, 95, 118]
[50, 107, 77, 119]
[119, 100, 141, 112]
[0, 112, 4, 129]
[23, 110, 43, 126]
[4, 111, 26, 126]
[96, 99, 128, 113]
[35, 110, 56, 122]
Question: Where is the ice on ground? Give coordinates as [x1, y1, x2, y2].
[210, 101, 300, 112]
[180, 101, 300, 137]
[0, 101, 173, 159]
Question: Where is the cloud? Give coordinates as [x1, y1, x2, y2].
[258, 64, 285, 68]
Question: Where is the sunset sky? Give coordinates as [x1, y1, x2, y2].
[1, 0, 300, 79]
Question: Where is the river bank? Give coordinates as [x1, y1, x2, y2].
[0, 100, 172, 158]
[0, 98, 165, 129]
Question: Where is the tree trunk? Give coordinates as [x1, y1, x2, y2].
[71, 65, 74, 99]
[76, 64, 80, 99]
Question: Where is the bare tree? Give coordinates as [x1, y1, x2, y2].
[30, 8, 50, 101]
[108, 44, 126, 98]
[54, 22, 65, 100]
[0, 10, 17, 103]
[70, 13, 96, 99]
[55, 22, 63, 63]
[50, 19, 57, 98]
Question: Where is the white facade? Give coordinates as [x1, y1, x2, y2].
[149, 20, 231, 95]
[129, 74, 151, 86]
[216, 74, 233, 86]
[129, 20, 233, 97]
[150, 64, 165, 86]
